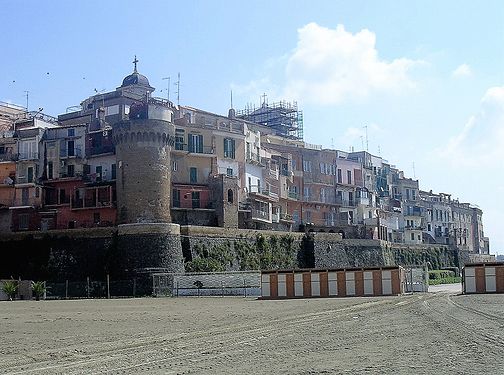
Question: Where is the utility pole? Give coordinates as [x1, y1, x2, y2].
[162, 77, 170, 101]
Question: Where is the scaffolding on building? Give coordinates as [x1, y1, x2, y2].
[236, 100, 303, 140]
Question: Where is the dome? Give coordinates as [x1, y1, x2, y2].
[121, 72, 151, 88]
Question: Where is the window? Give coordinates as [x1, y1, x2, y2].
[83, 164, 91, 176]
[67, 164, 75, 177]
[406, 189, 410, 200]
[27, 167, 34, 183]
[412, 190, 416, 201]
[226, 168, 233, 177]
[68, 129, 75, 137]
[188, 133, 203, 153]
[48, 162, 53, 180]
[190, 167, 197, 183]
[303, 160, 312, 172]
[175, 129, 185, 150]
[173, 189, 180, 207]
[411, 233, 415, 241]
[305, 210, 312, 223]
[428, 224, 431, 231]
[93, 212, 100, 224]
[223, 138, 235, 159]
[19, 214, 29, 230]
[291, 159, 297, 171]
[172, 160, 178, 172]
[111, 164, 117, 180]
[227, 189, 234, 203]
[191, 191, 200, 208]
[67, 140, 75, 157]
[96, 166, 102, 182]
[347, 170, 352, 184]
[337, 169, 342, 183]
[304, 186, 311, 199]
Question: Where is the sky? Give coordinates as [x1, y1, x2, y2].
[1, 0, 503, 252]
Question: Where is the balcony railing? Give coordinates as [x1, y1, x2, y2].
[251, 209, 270, 221]
[173, 144, 213, 154]
[60, 147, 83, 158]
[335, 197, 356, 207]
[0, 152, 18, 162]
[288, 191, 299, 200]
[18, 152, 38, 160]
[249, 185, 279, 199]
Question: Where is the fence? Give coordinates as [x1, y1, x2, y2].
[403, 266, 429, 292]
[153, 271, 261, 297]
[45, 276, 152, 299]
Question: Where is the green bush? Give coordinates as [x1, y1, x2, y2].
[2, 279, 18, 301]
[428, 276, 461, 285]
[32, 281, 46, 301]
[429, 270, 455, 280]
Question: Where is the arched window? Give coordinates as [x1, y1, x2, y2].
[227, 189, 234, 203]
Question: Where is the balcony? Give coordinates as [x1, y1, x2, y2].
[18, 152, 38, 160]
[246, 152, 262, 165]
[60, 147, 83, 159]
[173, 144, 213, 155]
[335, 197, 356, 207]
[249, 185, 279, 202]
[0, 152, 18, 162]
[251, 209, 270, 222]
[288, 191, 299, 200]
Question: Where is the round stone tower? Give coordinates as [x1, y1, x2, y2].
[111, 60, 184, 277]
[113, 117, 175, 224]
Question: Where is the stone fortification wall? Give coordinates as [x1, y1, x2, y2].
[180, 226, 306, 271]
[0, 225, 463, 282]
[313, 234, 392, 269]
[117, 223, 184, 274]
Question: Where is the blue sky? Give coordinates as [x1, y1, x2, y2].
[1, 0, 503, 252]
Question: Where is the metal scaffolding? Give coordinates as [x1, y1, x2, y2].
[236, 100, 303, 140]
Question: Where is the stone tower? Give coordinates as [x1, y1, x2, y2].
[113, 117, 175, 224]
[112, 60, 184, 275]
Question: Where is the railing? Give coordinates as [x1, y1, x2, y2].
[0, 152, 18, 162]
[335, 197, 356, 207]
[87, 145, 115, 156]
[271, 213, 279, 223]
[72, 198, 113, 209]
[251, 209, 270, 221]
[15, 176, 36, 184]
[246, 153, 261, 163]
[280, 213, 293, 221]
[60, 147, 83, 158]
[249, 185, 279, 199]
[17, 152, 38, 160]
[288, 191, 299, 200]
[174, 144, 213, 154]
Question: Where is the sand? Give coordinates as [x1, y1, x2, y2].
[1, 289, 503, 374]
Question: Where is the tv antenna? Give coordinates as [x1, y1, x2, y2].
[24, 90, 29, 111]
[162, 77, 170, 101]
[363, 125, 369, 152]
[412, 162, 416, 179]
[175, 72, 181, 106]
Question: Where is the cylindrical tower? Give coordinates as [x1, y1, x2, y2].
[112, 117, 175, 224]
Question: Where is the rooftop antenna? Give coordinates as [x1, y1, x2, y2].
[363, 125, 369, 152]
[360, 136, 364, 150]
[162, 77, 170, 101]
[175, 72, 180, 106]
[230, 90, 233, 109]
[412, 162, 416, 179]
[24, 90, 29, 111]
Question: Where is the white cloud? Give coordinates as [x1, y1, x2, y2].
[282, 23, 424, 104]
[452, 63, 472, 78]
[440, 86, 504, 167]
[233, 23, 424, 106]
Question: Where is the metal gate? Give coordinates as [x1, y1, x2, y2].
[403, 266, 429, 292]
